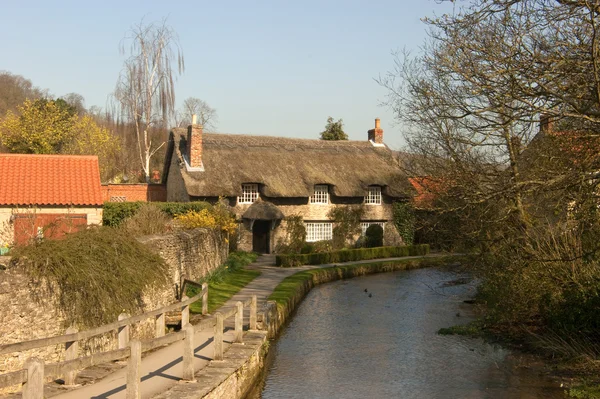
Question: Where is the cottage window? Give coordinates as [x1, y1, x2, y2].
[238, 184, 259, 204]
[310, 185, 329, 204]
[365, 186, 382, 205]
[305, 222, 333, 242]
[360, 222, 385, 236]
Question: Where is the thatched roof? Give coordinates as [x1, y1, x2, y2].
[166, 129, 414, 198]
[242, 199, 285, 220]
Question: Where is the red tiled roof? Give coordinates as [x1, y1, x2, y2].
[0, 154, 103, 206]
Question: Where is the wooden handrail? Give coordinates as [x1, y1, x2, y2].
[0, 286, 207, 355]
[0, 291, 258, 395]
[0, 369, 27, 389]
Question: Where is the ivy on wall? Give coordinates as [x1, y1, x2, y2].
[393, 202, 415, 245]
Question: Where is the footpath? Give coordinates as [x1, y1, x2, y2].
[42, 253, 440, 399]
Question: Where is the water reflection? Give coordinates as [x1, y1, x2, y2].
[248, 268, 565, 399]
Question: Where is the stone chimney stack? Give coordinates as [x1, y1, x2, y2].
[187, 114, 203, 168]
[539, 113, 553, 136]
[368, 118, 384, 144]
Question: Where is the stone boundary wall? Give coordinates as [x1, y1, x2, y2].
[0, 228, 227, 391]
[138, 228, 228, 300]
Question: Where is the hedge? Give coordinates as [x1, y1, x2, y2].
[103, 201, 212, 226]
[275, 244, 430, 267]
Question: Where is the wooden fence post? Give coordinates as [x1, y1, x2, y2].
[155, 313, 165, 338]
[126, 340, 142, 399]
[64, 327, 79, 386]
[202, 283, 208, 315]
[214, 312, 223, 361]
[22, 357, 44, 399]
[181, 295, 189, 328]
[235, 301, 243, 344]
[250, 295, 257, 331]
[118, 313, 130, 350]
[182, 324, 195, 381]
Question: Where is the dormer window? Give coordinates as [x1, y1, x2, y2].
[310, 185, 329, 204]
[238, 184, 259, 204]
[365, 186, 382, 205]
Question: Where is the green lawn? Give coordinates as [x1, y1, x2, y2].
[189, 268, 261, 314]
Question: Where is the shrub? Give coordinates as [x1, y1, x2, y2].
[173, 203, 237, 236]
[275, 244, 430, 267]
[103, 201, 212, 226]
[121, 203, 171, 237]
[365, 224, 384, 248]
[11, 226, 169, 328]
[328, 205, 364, 249]
[285, 215, 307, 254]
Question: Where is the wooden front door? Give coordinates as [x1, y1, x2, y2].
[252, 221, 270, 254]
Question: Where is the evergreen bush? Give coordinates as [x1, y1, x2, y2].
[365, 224, 384, 248]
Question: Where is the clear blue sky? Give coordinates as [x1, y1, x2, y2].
[0, 1, 457, 149]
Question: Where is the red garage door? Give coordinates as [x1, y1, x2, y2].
[14, 214, 87, 246]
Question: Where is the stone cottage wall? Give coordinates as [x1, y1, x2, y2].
[0, 228, 227, 389]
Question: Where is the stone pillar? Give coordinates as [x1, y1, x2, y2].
[249, 295, 257, 331]
[118, 313, 130, 350]
[181, 295, 190, 328]
[22, 357, 44, 399]
[155, 313, 165, 338]
[214, 312, 224, 361]
[202, 283, 208, 315]
[234, 301, 244, 344]
[126, 340, 142, 399]
[64, 327, 79, 386]
[183, 325, 195, 381]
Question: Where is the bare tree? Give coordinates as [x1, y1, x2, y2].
[113, 18, 184, 181]
[60, 92, 86, 115]
[177, 97, 217, 131]
[0, 71, 47, 117]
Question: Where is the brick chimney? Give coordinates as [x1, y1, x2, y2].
[539, 113, 553, 136]
[368, 118, 384, 144]
[187, 114, 203, 168]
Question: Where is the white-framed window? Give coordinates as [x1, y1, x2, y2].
[360, 222, 385, 236]
[310, 185, 329, 204]
[305, 222, 333, 242]
[238, 184, 259, 204]
[365, 186, 382, 205]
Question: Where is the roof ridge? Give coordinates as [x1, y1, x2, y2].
[0, 153, 99, 159]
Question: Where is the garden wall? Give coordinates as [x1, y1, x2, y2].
[0, 227, 227, 390]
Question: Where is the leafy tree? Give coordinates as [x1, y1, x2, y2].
[0, 99, 120, 180]
[0, 99, 74, 153]
[114, 18, 185, 182]
[320, 117, 348, 140]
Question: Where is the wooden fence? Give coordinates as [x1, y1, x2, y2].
[0, 282, 259, 399]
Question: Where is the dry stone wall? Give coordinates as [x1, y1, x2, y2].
[0, 228, 227, 390]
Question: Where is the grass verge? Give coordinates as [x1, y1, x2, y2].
[269, 256, 459, 310]
[188, 251, 260, 314]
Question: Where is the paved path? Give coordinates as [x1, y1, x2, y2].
[49, 253, 442, 399]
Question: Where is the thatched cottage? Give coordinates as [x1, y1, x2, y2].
[163, 118, 413, 253]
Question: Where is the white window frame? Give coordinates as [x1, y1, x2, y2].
[238, 184, 259, 204]
[310, 185, 329, 204]
[365, 186, 382, 205]
[305, 222, 333, 242]
[360, 222, 385, 236]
